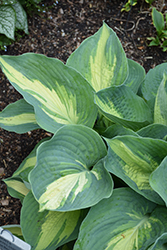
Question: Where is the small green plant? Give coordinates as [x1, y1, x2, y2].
[1, 22, 167, 249]
[122, 0, 155, 12]
[148, 7, 167, 51]
[0, 0, 42, 50]
[20, 0, 45, 16]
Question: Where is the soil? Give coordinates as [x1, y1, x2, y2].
[0, 0, 167, 228]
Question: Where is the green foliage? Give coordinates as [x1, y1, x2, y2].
[148, 7, 167, 51]
[121, 0, 155, 12]
[1, 22, 167, 249]
[0, 0, 42, 50]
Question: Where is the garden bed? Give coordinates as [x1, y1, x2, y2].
[0, 0, 167, 227]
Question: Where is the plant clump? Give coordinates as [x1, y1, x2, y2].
[1, 22, 167, 249]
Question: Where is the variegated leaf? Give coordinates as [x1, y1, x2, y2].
[1, 225, 24, 241]
[154, 73, 167, 125]
[150, 156, 167, 206]
[0, 99, 40, 133]
[104, 135, 167, 204]
[12, 137, 50, 183]
[21, 191, 87, 250]
[74, 188, 167, 250]
[137, 124, 167, 140]
[67, 22, 128, 92]
[4, 177, 30, 202]
[95, 85, 152, 130]
[4, 138, 50, 201]
[0, 53, 97, 133]
[29, 125, 113, 211]
[124, 59, 145, 93]
[141, 63, 167, 111]
[101, 124, 138, 139]
[147, 233, 167, 250]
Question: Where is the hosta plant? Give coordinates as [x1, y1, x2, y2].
[1, 22, 167, 250]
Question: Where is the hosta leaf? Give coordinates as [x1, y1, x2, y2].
[93, 111, 114, 135]
[0, 99, 40, 133]
[29, 125, 113, 212]
[95, 85, 152, 130]
[137, 124, 167, 140]
[4, 138, 50, 202]
[141, 63, 167, 110]
[12, 1, 28, 34]
[21, 191, 87, 250]
[0, 53, 97, 133]
[150, 156, 167, 206]
[124, 59, 145, 94]
[0, 5, 16, 40]
[74, 188, 167, 250]
[154, 73, 167, 125]
[59, 241, 75, 250]
[148, 233, 167, 250]
[11, 137, 50, 183]
[4, 177, 30, 202]
[104, 135, 167, 204]
[102, 124, 138, 138]
[67, 22, 128, 92]
[1, 225, 24, 241]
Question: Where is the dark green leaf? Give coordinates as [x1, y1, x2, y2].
[152, 8, 164, 35]
[0, 5, 16, 40]
[12, 1, 28, 34]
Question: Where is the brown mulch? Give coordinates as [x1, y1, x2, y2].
[0, 0, 167, 227]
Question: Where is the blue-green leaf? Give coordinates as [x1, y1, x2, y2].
[101, 124, 138, 138]
[0, 99, 40, 133]
[124, 59, 145, 94]
[105, 135, 167, 204]
[67, 22, 128, 92]
[148, 233, 167, 250]
[137, 124, 167, 140]
[95, 85, 152, 130]
[154, 73, 167, 125]
[150, 156, 167, 206]
[0, 53, 97, 133]
[140, 63, 167, 111]
[4, 177, 30, 202]
[29, 125, 113, 212]
[12, 137, 50, 183]
[4, 138, 50, 201]
[74, 188, 167, 250]
[21, 191, 87, 250]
